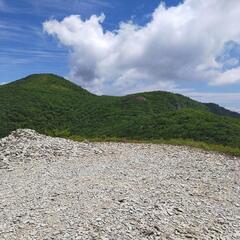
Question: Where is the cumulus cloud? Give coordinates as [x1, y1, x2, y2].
[43, 0, 240, 95]
[211, 67, 240, 86]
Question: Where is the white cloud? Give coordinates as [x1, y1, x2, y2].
[210, 67, 240, 85]
[43, 0, 240, 95]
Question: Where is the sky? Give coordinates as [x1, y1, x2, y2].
[0, 0, 240, 112]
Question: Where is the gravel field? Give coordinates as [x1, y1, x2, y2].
[0, 129, 239, 240]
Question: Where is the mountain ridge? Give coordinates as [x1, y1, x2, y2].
[3, 73, 239, 116]
[0, 74, 240, 147]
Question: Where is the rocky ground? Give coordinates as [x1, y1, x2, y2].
[0, 129, 239, 240]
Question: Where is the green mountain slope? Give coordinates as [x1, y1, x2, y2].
[0, 74, 240, 147]
[204, 103, 240, 118]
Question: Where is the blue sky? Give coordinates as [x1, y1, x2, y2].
[0, 0, 166, 80]
[0, 0, 240, 112]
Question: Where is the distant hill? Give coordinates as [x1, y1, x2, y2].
[0, 74, 240, 147]
[204, 103, 240, 118]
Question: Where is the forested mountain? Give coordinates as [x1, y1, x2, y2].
[1, 74, 239, 147]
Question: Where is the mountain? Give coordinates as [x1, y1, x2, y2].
[0, 74, 240, 147]
[204, 103, 240, 118]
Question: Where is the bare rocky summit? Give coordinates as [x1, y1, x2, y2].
[0, 129, 239, 239]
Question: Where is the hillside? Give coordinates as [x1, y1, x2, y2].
[205, 103, 240, 118]
[0, 74, 240, 147]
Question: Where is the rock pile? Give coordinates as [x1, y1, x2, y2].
[0, 129, 239, 239]
[0, 129, 103, 170]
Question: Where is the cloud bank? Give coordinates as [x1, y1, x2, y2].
[43, 0, 240, 95]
